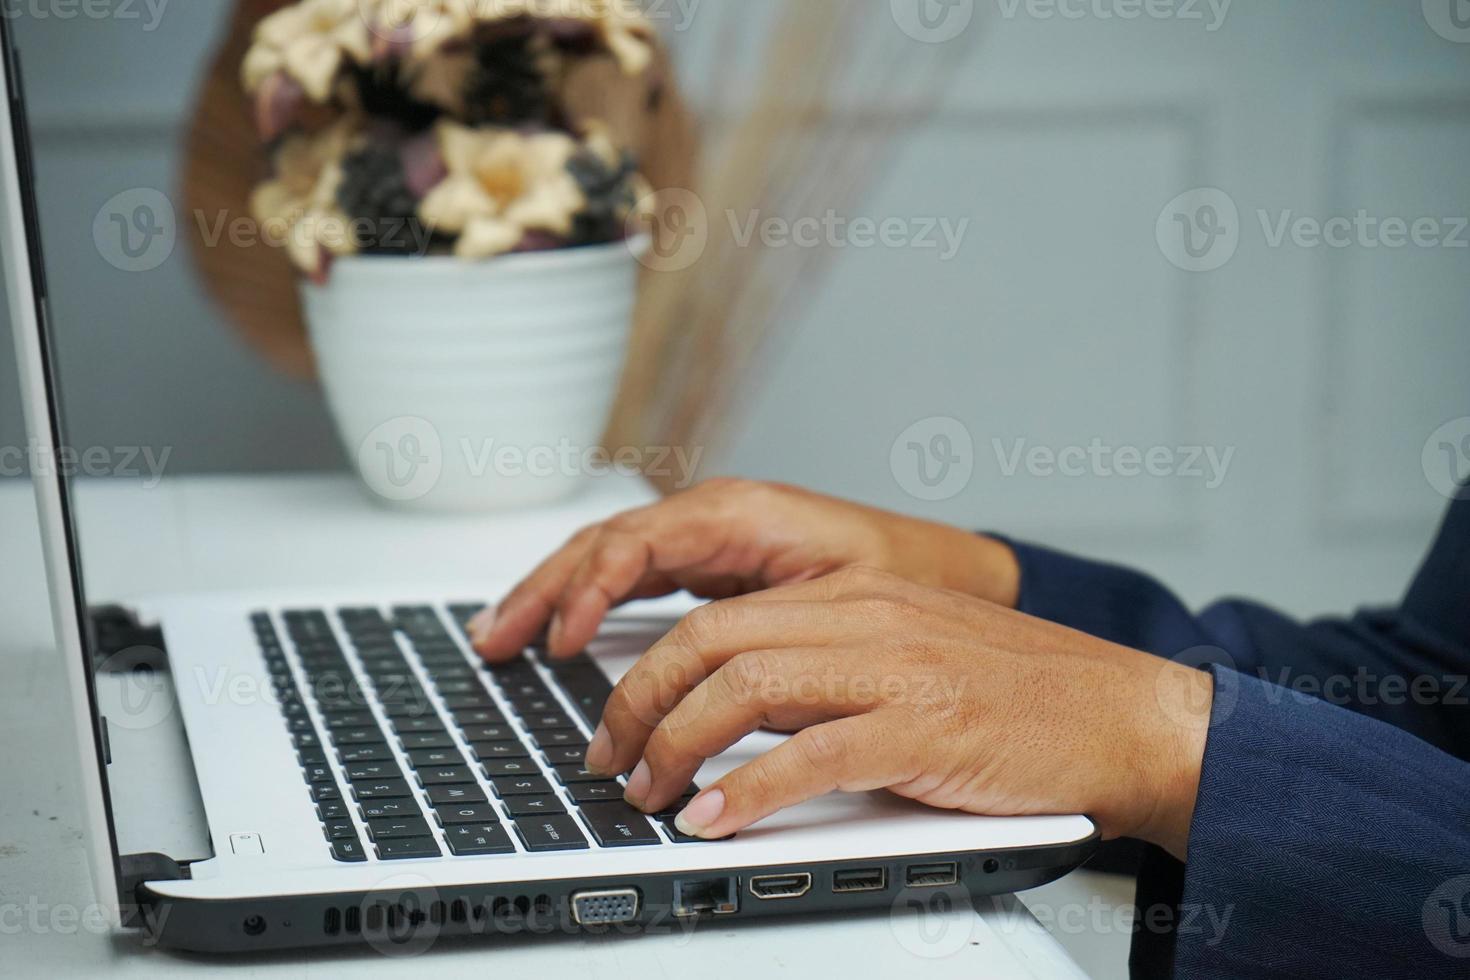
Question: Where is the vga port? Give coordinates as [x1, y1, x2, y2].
[572, 888, 641, 925]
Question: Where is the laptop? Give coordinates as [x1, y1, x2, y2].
[0, 20, 1096, 954]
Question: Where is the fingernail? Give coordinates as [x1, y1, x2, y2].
[674, 789, 726, 838]
[585, 723, 613, 773]
[468, 608, 497, 645]
[623, 759, 651, 807]
[547, 613, 565, 652]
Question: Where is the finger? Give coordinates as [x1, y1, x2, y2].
[540, 495, 755, 658]
[588, 597, 859, 775]
[625, 647, 867, 812]
[674, 715, 918, 840]
[471, 527, 599, 659]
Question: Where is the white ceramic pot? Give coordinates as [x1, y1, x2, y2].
[302, 239, 645, 512]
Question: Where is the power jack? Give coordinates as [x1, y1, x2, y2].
[243, 914, 268, 936]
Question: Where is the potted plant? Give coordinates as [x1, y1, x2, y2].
[241, 0, 657, 510]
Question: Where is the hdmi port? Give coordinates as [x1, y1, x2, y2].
[749, 873, 812, 900]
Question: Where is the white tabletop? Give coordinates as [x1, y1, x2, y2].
[0, 474, 1088, 978]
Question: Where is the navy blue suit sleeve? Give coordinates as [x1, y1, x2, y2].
[1129, 665, 1470, 979]
[994, 494, 1470, 978]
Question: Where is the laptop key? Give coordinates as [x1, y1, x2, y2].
[324, 820, 358, 841]
[513, 815, 589, 852]
[490, 775, 554, 797]
[580, 802, 661, 847]
[470, 740, 530, 761]
[529, 730, 586, 749]
[310, 784, 341, 803]
[392, 716, 447, 735]
[451, 708, 506, 727]
[400, 732, 457, 750]
[338, 743, 394, 763]
[407, 748, 465, 769]
[331, 838, 368, 862]
[565, 781, 625, 805]
[435, 803, 501, 825]
[418, 766, 476, 786]
[376, 837, 442, 860]
[520, 711, 574, 731]
[427, 784, 488, 806]
[460, 724, 516, 742]
[318, 801, 349, 821]
[367, 817, 433, 841]
[553, 764, 608, 784]
[502, 794, 566, 818]
[359, 799, 419, 820]
[481, 758, 538, 778]
[344, 762, 402, 782]
[445, 823, 515, 856]
[543, 745, 587, 766]
[351, 779, 414, 800]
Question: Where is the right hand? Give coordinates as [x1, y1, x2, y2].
[469, 478, 1021, 661]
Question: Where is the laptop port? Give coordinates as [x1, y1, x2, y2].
[832, 868, 888, 893]
[905, 862, 958, 888]
[749, 873, 812, 900]
[571, 889, 640, 925]
[672, 877, 739, 917]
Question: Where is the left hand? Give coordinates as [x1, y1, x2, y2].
[587, 566, 1212, 860]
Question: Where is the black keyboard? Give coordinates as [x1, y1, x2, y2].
[253, 605, 717, 862]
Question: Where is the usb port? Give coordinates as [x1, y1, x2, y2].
[905, 862, 958, 888]
[832, 868, 887, 893]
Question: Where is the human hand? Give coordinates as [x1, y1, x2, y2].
[469, 478, 1021, 660]
[586, 567, 1211, 861]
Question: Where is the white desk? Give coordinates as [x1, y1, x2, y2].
[0, 474, 1089, 978]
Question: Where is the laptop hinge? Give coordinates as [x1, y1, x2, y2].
[117, 852, 189, 927]
[89, 604, 166, 669]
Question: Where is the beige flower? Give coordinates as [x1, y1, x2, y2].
[360, 0, 477, 60]
[241, 0, 373, 102]
[419, 122, 586, 258]
[250, 119, 363, 276]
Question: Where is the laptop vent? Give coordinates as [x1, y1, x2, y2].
[322, 894, 554, 937]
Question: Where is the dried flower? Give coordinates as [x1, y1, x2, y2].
[250, 118, 363, 278]
[418, 121, 586, 258]
[241, 0, 372, 102]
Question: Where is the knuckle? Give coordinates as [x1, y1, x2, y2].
[724, 651, 774, 696]
[794, 725, 848, 768]
[678, 600, 734, 646]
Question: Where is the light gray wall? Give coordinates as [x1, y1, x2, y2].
[0, 4, 342, 473]
[2, 1, 1467, 618]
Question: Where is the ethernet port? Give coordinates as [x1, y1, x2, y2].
[672, 877, 739, 917]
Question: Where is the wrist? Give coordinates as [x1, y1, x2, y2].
[1129, 662, 1212, 860]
